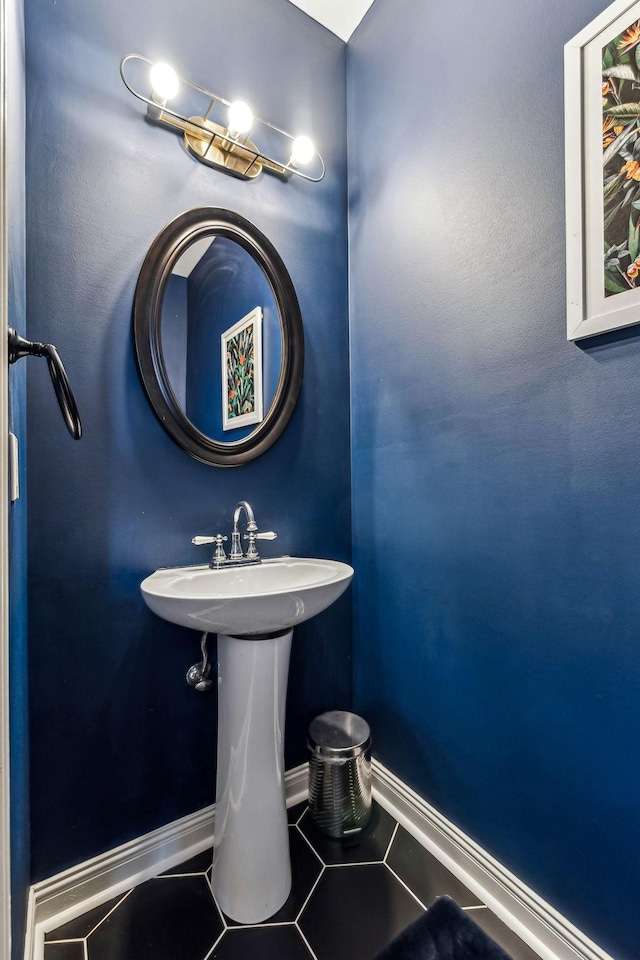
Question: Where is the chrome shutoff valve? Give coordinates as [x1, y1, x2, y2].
[186, 632, 214, 692]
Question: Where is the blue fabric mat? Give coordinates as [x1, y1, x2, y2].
[375, 897, 514, 960]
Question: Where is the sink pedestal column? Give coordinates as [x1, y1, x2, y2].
[212, 629, 293, 924]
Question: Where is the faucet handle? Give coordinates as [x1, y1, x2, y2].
[193, 534, 228, 564]
[243, 530, 277, 560]
[212, 534, 228, 563]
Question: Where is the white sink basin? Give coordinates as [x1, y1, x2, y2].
[140, 556, 354, 636]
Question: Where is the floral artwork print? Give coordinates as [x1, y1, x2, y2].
[225, 323, 255, 421]
[602, 18, 640, 296]
[221, 306, 263, 431]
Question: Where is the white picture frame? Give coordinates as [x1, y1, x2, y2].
[565, 0, 640, 339]
[221, 306, 263, 431]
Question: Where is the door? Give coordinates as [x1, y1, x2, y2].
[1, 0, 18, 953]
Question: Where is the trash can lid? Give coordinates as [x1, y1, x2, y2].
[308, 711, 371, 758]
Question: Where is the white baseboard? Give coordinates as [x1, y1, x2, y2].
[24, 763, 308, 960]
[371, 759, 614, 960]
[25, 759, 614, 960]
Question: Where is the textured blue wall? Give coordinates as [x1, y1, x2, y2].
[7, 0, 29, 955]
[348, 1, 640, 958]
[25, 0, 350, 880]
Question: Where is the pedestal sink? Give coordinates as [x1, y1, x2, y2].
[140, 556, 353, 924]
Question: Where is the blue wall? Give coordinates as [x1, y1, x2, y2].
[25, 0, 350, 880]
[348, 2, 640, 958]
[7, 0, 30, 955]
[162, 273, 187, 410]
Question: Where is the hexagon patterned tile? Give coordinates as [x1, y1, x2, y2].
[43, 802, 541, 960]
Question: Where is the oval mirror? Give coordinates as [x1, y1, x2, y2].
[134, 208, 304, 466]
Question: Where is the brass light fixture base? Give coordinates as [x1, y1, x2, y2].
[183, 117, 264, 180]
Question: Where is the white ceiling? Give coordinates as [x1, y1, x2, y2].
[172, 237, 215, 277]
[286, 0, 376, 41]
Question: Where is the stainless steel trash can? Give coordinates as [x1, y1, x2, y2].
[307, 711, 372, 838]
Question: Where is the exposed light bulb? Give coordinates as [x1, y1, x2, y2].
[290, 135, 315, 166]
[227, 101, 254, 138]
[150, 62, 179, 102]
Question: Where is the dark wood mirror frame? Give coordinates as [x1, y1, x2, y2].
[134, 208, 304, 467]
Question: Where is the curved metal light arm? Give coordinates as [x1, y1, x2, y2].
[120, 54, 325, 183]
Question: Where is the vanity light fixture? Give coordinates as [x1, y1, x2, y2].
[120, 54, 325, 183]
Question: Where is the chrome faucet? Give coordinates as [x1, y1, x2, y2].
[230, 500, 258, 560]
[192, 500, 277, 568]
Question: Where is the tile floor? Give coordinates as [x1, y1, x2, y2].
[43, 802, 541, 960]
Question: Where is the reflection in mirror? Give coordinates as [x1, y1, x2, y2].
[134, 208, 304, 467]
[161, 236, 282, 443]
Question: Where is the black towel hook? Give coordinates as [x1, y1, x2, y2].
[8, 327, 83, 440]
